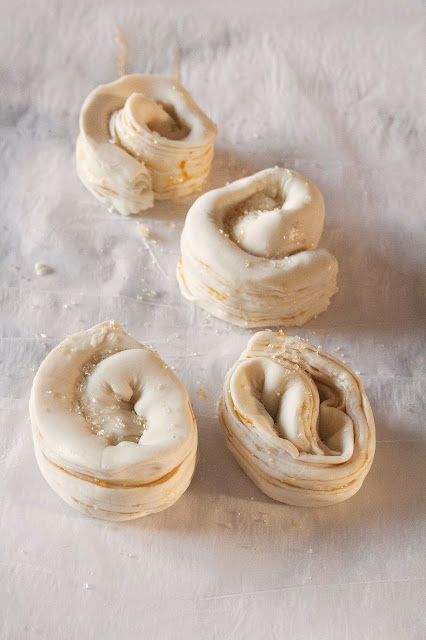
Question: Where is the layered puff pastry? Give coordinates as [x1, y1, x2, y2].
[30, 322, 197, 520]
[77, 75, 217, 215]
[178, 167, 338, 327]
[219, 331, 375, 506]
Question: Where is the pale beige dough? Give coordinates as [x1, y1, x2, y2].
[177, 167, 338, 328]
[76, 75, 217, 215]
[218, 331, 375, 506]
[29, 321, 198, 520]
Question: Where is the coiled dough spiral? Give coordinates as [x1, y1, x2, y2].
[218, 331, 375, 506]
[76, 75, 217, 215]
[177, 167, 338, 327]
[30, 322, 198, 520]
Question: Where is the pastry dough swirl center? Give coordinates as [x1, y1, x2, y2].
[75, 348, 184, 448]
[230, 357, 355, 462]
[110, 92, 191, 152]
[227, 172, 314, 259]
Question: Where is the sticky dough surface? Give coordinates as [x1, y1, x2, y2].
[178, 167, 338, 328]
[219, 331, 375, 506]
[76, 74, 217, 215]
[29, 321, 198, 520]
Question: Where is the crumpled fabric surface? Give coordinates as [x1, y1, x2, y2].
[0, 1, 425, 638]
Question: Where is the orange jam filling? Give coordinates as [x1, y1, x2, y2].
[235, 408, 255, 427]
[207, 287, 226, 301]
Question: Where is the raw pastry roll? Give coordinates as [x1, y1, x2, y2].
[177, 167, 338, 327]
[30, 322, 198, 520]
[219, 331, 375, 506]
[76, 75, 217, 215]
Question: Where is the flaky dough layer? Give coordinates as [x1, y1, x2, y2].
[30, 321, 198, 520]
[77, 75, 217, 215]
[178, 168, 338, 328]
[219, 331, 375, 506]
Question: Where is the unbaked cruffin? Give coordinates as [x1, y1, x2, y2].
[77, 74, 217, 215]
[30, 321, 198, 520]
[219, 331, 375, 506]
[177, 167, 338, 328]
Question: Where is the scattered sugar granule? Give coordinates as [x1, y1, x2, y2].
[136, 222, 151, 238]
[34, 262, 51, 276]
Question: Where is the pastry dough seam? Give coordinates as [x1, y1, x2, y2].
[40, 448, 186, 490]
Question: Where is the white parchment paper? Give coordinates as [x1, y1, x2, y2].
[1, 1, 425, 638]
